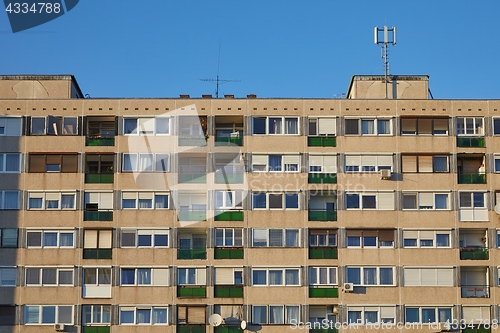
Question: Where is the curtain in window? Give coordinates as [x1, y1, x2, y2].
[268, 155, 282, 171]
[379, 268, 393, 285]
[5, 154, 19, 172]
[139, 154, 153, 171]
[120, 309, 134, 324]
[25, 306, 40, 323]
[122, 199, 136, 209]
[433, 157, 448, 172]
[285, 270, 299, 285]
[364, 311, 378, 323]
[436, 234, 450, 247]
[286, 306, 299, 324]
[361, 120, 374, 134]
[153, 308, 167, 324]
[84, 269, 97, 284]
[285, 118, 298, 134]
[136, 309, 151, 324]
[61, 195, 74, 209]
[137, 269, 151, 285]
[268, 270, 283, 285]
[269, 229, 283, 246]
[348, 311, 361, 324]
[99, 268, 111, 284]
[421, 308, 436, 323]
[270, 306, 284, 324]
[29, 198, 42, 209]
[101, 306, 111, 323]
[319, 267, 328, 284]
[252, 270, 266, 285]
[253, 306, 267, 324]
[42, 269, 57, 284]
[57, 306, 72, 324]
[363, 268, 376, 285]
[45, 200, 59, 209]
[377, 120, 390, 134]
[139, 199, 152, 209]
[269, 118, 282, 134]
[438, 308, 451, 323]
[154, 195, 168, 209]
[3, 191, 18, 209]
[43, 233, 57, 247]
[121, 269, 135, 285]
[285, 230, 298, 246]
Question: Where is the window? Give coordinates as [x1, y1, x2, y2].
[82, 267, 112, 298]
[122, 153, 170, 172]
[121, 229, 169, 248]
[0, 228, 17, 247]
[309, 306, 336, 324]
[348, 306, 396, 324]
[252, 193, 300, 210]
[215, 228, 243, 247]
[252, 305, 300, 324]
[344, 155, 393, 172]
[459, 192, 488, 221]
[121, 192, 169, 209]
[30, 116, 78, 135]
[308, 117, 336, 136]
[123, 117, 171, 136]
[402, 230, 451, 248]
[494, 118, 500, 135]
[26, 229, 74, 248]
[309, 267, 337, 285]
[214, 305, 244, 325]
[400, 117, 449, 135]
[177, 306, 205, 325]
[24, 305, 73, 324]
[403, 268, 453, 286]
[85, 154, 114, 174]
[28, 154, 78, 173]
[457, 117, 484, 135]
[252, 154, 300, 172]
[215, 190, 243, 210]
[401, 155, 449, 173]
[28, 192, 76, 210]
[346, 267, 395, 286]
[25, 267, 73, 286]
[84, 192, 113, 212]
[0, 306, 16, 325]
[214, 267, 243, 285]
[309, 155, 337, 173]
[252, 268, 300, 286]
[309, 230, 337, 247]
[0, 267, 16, 286]
[494, 155, 500, 173]
[346, 230, 395, 248]
[405, 307, 452, 324]
[177, 268, 206, 285]
[121, 268, 168, 286]
[0, 191, 20, 210]
[0, 153, 21, 173]
[82, 305, 111, 325]
[462, 306, 490, 324]
[252, 116, 299, 135]
[0, 117, 22, 136]
[83, 229, 112, 259]
[345, 192, 395, 210]
[252, 229, 300, 247]
[344, 118, 392, 135]
[402, 192, 450, 210]
[119, 306, 168, 325]
[178, 116, 207, 137]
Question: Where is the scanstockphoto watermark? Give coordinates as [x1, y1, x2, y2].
[290, 319, 435, 330]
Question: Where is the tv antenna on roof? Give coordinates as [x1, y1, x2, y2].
[374, 25, 396, 99]
[200, 39, 240, 98]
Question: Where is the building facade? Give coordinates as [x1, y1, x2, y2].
[0, 74, 498, 333]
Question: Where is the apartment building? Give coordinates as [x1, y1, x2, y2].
[0, 74, 499, 333]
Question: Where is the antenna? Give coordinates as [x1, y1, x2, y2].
[374, 25, 396, 99]
[200, 39, 240, 98]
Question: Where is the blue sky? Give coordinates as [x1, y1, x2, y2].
[1, 1, 499, 99]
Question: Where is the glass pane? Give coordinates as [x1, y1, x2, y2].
[346, 267, 360, 284]
[41, 306, 56, 324]
[268, 117, 282, 134]
[153, 308, 167, 324]
[377, 119, 390, 134]
[121, 269, 135, 285]
[58, 270, 73, 285]
[43, 232, 58, 247]
[361, 120, 374, 134]
[156, 118, 170, 134]
[120, 309, 134, 324]
[379, 268, 393, 285]
[58, 306, 72, 324]
[285, 194, 298, 209]
[269, 194, 283, 209]
[253, 117, 266, 134]
[123, 119, 137, 134]
[346, 194, 360, 209]
[436, 234, 450, 247]
[31, 118, 46, 135]
[154, 234, 168, 247]
[405, 308, 419, 323]
[154, 195, 168, 209]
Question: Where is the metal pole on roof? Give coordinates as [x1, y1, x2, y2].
[374, 26, 396, 99]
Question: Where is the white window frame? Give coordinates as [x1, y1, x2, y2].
[252, 116, 300, 135]
[252, 229, 300, 247]
[122, 153, 170, 172]
[252, 192, 300, 210]
[82, 305, 112, 325]
[251, 268, 301, 286]
[403, 267, 454, 287]
[402, 192, 450, 210]
[493, 117, 500, 135]
[456, 117, 484, 136]
[401, 155, 450, 173]
[177, 267, 206, 286]
[120, 229, 169, 248]
[344, 117, 393, 136]
[308, 117, 336, 136]
[121, 191, 169, 210]
[215, 190, 243, 210]
[26, 229, 75, 249]
[309, 230, 337, 247]
[400, 117, 449, 136]
[123, 117, 172, 136]
[252, 305, 300, 325]
[345, 266, 395, 286]
[83, 267, 112, 287]
[0, 153, 21, 173]
[458, 191, 488, 222]
[120, 267, 169, 286]
[308, 267, 338, 286]
[24, 305, 74, 325]
[27, 191, 76, 210]
[494, 155, 500, 173]
[0, 266, 16, 286]
[344, 154, 393, 172]
[24, 267, 74, 286]
[347, 306, 396, 325]
[31, 116, 78, 136]
[0, 190, 20, 210]
[402, 230, 452, 248]
[214, 228, 243, 247]
[404, 306, 453, 324]
[309, 154, 337, 173]
[346, 230, 395, 249]
[0, 116, 22, 136]
[119, 306, 169, 325]
[345, 192, 395, 210]
[214, 267, 244, 285]
[251, 154, 300, 173]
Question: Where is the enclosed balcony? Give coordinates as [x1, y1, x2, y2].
[214, 152, 245, 184]
[176, 192, 207, 221]
[460, 230, 488, 260]
[215, 116, 244, 146]
[177, 285, 207, 297]
[309, 155, 337, 184]
[179, 155, 207, 184]
[178, 326, 206, 333]
[82, 327, 111, 333]
[214, 190, 244, 221]
[461, 267, 489, 298]
[309, 230, 338, 259]
[86, 116, 116, 146]
[309, 286, 339, 298]
[214, 285, 244, 298]
[84, 192, 113, 221]
[309, 306, 337, 333]
[85, 154, 114, 184]
[457, 154, 486, 184]
[308, 117, 336, 147]
[308, 191, 337, 221]
[178, 116, 208, 146]
[456, 117, 484, 147]
[457, 137, 485, 148]
[178, 230, 207, 260]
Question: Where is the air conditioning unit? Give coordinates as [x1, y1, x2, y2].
[54, 324, 65, 331]
[380, 169, 391, 180]
[343, 282, 354, 292]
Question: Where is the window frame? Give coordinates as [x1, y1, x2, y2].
[308, 117, 336, 136]
[24, 305, 74, 325]
[177, 267, 206, 286]
[26, 229, 75, 249]
[82, 305, 112, 325]
[123, 117, 172, 136]
[0, 266, 17, 286]
[344, 154, 393, 173]
[251, 228, 301, 247]
[309, 230, 337, 247]
[251, 268, 301, 286]
[251, 154, 301, 173]
[122, 153, 170, 172]
[346, 230, 395, 249]
[214, 228, 243, 248]
[401, 154, 450, 173]
[119, 306, 169, 325]
[404, 306, 453, 324]
[121, 191, 169, 210]
[27, 191, 76, 210]
[401, 192, 450, 210]
[252, 305, 300, 325]
[308, 266, 338, 286]
[456, 117, 484, 136]
[252, 116, 300, 135]
[347, 306, 397, 325]
[120, 267, 169, 286]
[0, 228, 18, 248]
[0, 190, 20, 210]
[345, 192, 395, 210]
[0, 153, 21, 173]
[30, 116, 78, 136]
[345, 266, 395, 286]
[252, 192, 300, 210]
[400, 117, 449, 136]
[402, 230, 452, 248]
[344, 117, 393, 136]
[120, 229, 169, 248]
[25, 267, 74, 286]
[82, 267, 112, 287]
[0, 116, 22, 136]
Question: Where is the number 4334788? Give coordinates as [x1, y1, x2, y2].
[5, 2, 61, 14]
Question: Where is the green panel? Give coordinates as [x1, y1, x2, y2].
[309, 328, 338, 333]
[86, 137, 115, 146]
[214, 326, 244, 333]
[178, 249, 207, 260]
[214, 248, 244, 259]
[84, 211, 113, 221]
[178, 174, 207, 184]
[308, 137, 336, 147]
[215, 211, 244, 221]
[309, 248, 338, 259]
[308, 173, 337, 184]
[85, 173, 114, 184]
[460, 249, 489, 260]
[458, 173, 486, 184]
[178, 137, 207, 146]
[309, 286, 339, 298]
[178, 326, 206, 333]
[83, 249, 112, 260]
[177, 286, 207, 297]
[308, 210, 337, 221]
[463, 327, 491, 333]
[215, 173, 244, 184]
[83, 327, 111, 333]
[178, 211, 207, 221]
[215, 136, 244, 146]
[457, 137, 486, 147]
[214, 285, 244, 298]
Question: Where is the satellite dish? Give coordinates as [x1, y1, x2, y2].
[495, 204, 500, 215]
[209, 314, 223, 327]
[241, 320, 247, 329]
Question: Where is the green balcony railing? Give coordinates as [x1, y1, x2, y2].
[309, 247, 338, 259]
[178, 325, 206, 333]
[310, 328, 338, 333]
[82, 327, 111, 333]
[457, 137, 485, 147]
[178, 248, 207, 260]
[83, 249, 112, 260]
[458, 173, 486, 184]
[214, 327, 243, 333]
[84, 211, 113, 221]
[215, 210, 244, 221]
[85, 173, 114, 184]
[178, 136, 207, 146]
[177, 211, 207, 221]
[215, 136, 244, 146]
[215, 248, 244, 259]
[309, 286, 339, 298]
[308, 136, 336, 147]
[214, 285, 244, 298]
[463, 326, 491, 333]
[308, 210, 337, 221]
[179, 174, 207, 184]
[177, 285, 207, 298]
[215, 173, 244, 184]
[308, 173, 337, 184]
[460, 248, 489, 260]
[86, 137, 115, 146]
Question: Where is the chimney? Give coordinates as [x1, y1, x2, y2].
[202, 94, 212, 99]
[224, 94, 234, 99]
[179, 94, 190, 99]
[247, 94, 257, 99]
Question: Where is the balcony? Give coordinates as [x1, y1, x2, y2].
[308, 173, 337, 184]
[179, 174, 207, 184]
[463, 327, 491, 333]
[85, 173, 114, 184]
[214, 285, 244, 298]
[214, 327, 243, 333]
[308, 136, 336, 147]
[308, 210, 337, 222]
[215, 136, 243, 146]
[309, 286, 339, 298]
[215, 248, 244, 259]
[177, 285, 207, 298]
[461, 285, 489, 298]
[178, 325, 206, 333]
[82, 327, 110, 333]
[178, 136, 207, 147]
[309, 247, 338, 259]
[86, 137, 115, 146]
[177, 210, 207, 221]
[460, 247, 488, 260]
[457, 137, 485, 148]
[215, 172, 244, 184]
[215, 210, 244, 221]
[458, 173, 486, 184]
[84, 211, 113, 221]
[83, 249, 112, 259]
[178, 249, 207, 260]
